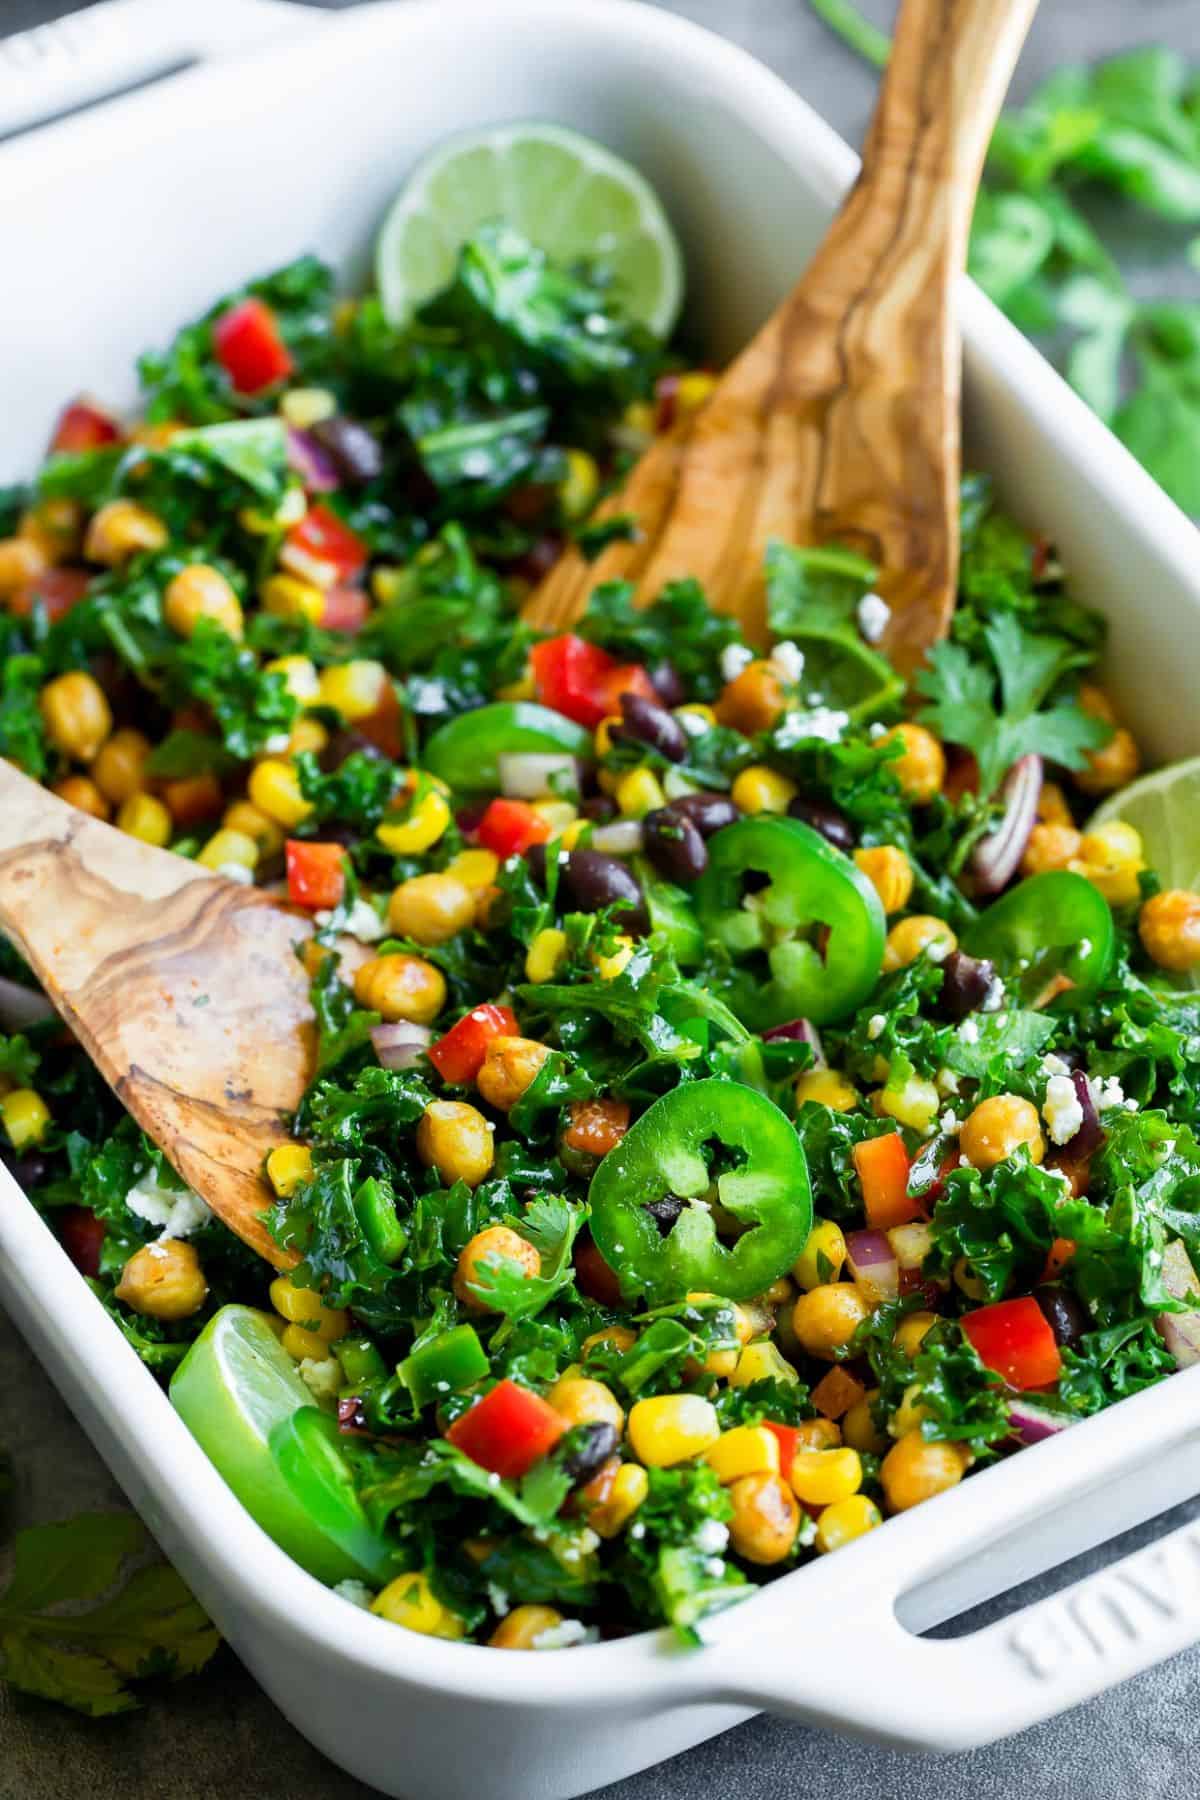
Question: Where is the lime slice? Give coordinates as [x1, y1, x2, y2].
[170, 1305, 370, 1585]
[1090, 756, 1200, 989]
[376, 122, 684, 335]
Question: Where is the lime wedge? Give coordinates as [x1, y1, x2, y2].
[1090, 756, 1200, 989]
[170, 1305, 369, 1584]
[376, 122, 684, 335]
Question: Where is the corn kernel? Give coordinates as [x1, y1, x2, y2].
[270, 1273, 348, 1340]
[789, 1447, 862, 1507]
[814, 1492, 883, 1553]
[248, 758, 313, 829]
[279, 387, 337, 429]
[496, 668, 536, 703]
[525, 928, 569, 984]
[794, 1069, 858, 1112]
[615, 767, 666, 819]
[1, 1089, 51, 1150]
[261, 573, 325, 625]
[223, 800, 285, 859]
[705, 1425, 781, 1485]
[376, 778, 451, 855]
[83, 499, 167, 565]
[876, 1073, 940, 1133]
[446, 848, 500, 891]
[240, 487, 307, 535]
[675, 703, 716, 730]
[531, 799, 579, 834]
[730, 765, 797, 816]
[622, 400, 655, 438]
[889, 1381, 930, 1438]
[729, 1340, 801, 1388]
[593, 715, 621, 757]
[1071, 821, 1146, 908]
[592, 934, 634, 980]
[627, 1393, 720, 1467]
[371, 1572, 466, 1639]
[318, 660, 389, 723]
[854, 845, 913, 914]
[266, 1144, 315, 1199]
[675, 370, 719, 415]
[116, 792, 172, 847]
[197, 828, 259, 873]
[587, 1462, 649, 1538]
[264, 653, 321, 703]
[91, 727, 151, 806]
[285, 716, 328, 757]
[559, 448, 600, 521]
[793, 1218, 847, 1291]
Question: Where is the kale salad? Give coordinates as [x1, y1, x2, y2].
[3, 125, 1200, 1654]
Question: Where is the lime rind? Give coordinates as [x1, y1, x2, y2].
[376, 121, 684, 336]
[1090, 754, 1200, 990]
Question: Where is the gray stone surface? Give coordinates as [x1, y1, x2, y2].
[2, 1, 1198, 1795]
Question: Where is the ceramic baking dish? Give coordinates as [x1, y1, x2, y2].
[4, 2, 1200, 1794]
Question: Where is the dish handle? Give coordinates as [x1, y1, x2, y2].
[0, 0, 322, 141]
[712, 1481, 1200, 1749]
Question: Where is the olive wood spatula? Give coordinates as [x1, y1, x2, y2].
[524, 0, 1039, 672]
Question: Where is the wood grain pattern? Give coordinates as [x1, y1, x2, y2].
[0, 761, 315, 1264]
[525, 0, 1039, 671]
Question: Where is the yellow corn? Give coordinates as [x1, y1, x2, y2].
[525, 927, 569, 984]
[270, 1273, 348, 1340]
[627, 1394, 720, 1467]
[197, 828, 259, 873]
[814, 1493, 883, 1554]
[376, 778, 451, 856]
[371, 1572, 466, 1638]
[447, 848, 500, 891]
[318, 660, 388, 723]
[789, 1447, 863, 1506]
[1, 1089, 51, 1150]
[1072, 821, 1146, 908]
[286, 716, 329, 757]
[264, 653, 321, 702]
[223, 800, 284, 860]
[593, 715, 621, 757]
[876, 1073, 940, 1134]
[531, 799, 579, 834]
[730, 765, 797, 816]
[248, 758, 313, 829]
[240, 487, 307, 535]
[279, 387, 336, 429]
[116, 793, 172, 847]
[261, 573, 325, 625]
[559, 448, 600, 521]
[592, 934, 634, 980]
[83, 499, 167, 565]
[705, 1425, 781, 1485]
[675, 370, 718, 415]
[266, 1144, 315, 1199]
[729, 1340, 801, 1388]
[793, 1218, 847, 1291]
[587, 1462, 649, 1538]
[615, 767, 666, 819]
[794, 1069, 858, 1112]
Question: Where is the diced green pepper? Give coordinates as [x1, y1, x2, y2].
[354, 1176, 407, 1264]
[334, 1336, 388, 1387]
[399, 1324, 490, 1410]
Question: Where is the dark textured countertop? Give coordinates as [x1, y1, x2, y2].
[2, 1, 1198, 1795]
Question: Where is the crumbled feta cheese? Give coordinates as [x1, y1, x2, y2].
[125, 1177, 210, 1241]
[299, 1356, 342, 1401]
[629, 1521, 646, 1540]
[794, 706, 849, 744]
[314, 895, 385, 942]
[935, 1067, 960, 1097]
[704, 1557, 726, 1578]
[263, 732, 291, 755]
[693, 1519, 729, 1555]
[720, 643, 754, 684]
[868, 721, 887, 741]
[926, 937, 952, 964]
[216, 862, 254, 886]
[1088, 1074, 1127, 1113]
[1040, 1054, 1070, 1077]
[407, 675, 449, 715]
[1042, 1074, 1083, 1146]
[677, 708, 710, 740]
[333, 1580, 375, 1611]
[769, 639, 805, 685]
[866, 1014, 886, 1041]
[982, 978, 1006, 1012]
[940, 1110, 961, 1134]
[486, 1583, 511, 1618]
[530, 1618, 599, 1651]
[856, 591, 891, 645]
[958, 1018, 980, 1045]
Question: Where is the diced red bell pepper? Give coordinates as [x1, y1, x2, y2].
[428, 1003, 518, 1086]
[961, 1297, 1062, 1391]
[285, 840, 347, 910]
[763, 1421, 802, 1478]
[284, 504, 368, 587]
[59, 1206, 105, 1278]
[49, 400, 120, 455]
[573, 1235, 623, 1309]
[853, 1132, 918, 1231]
[529, 633, 657, 729]
[319, 584, 371, 634]
[9, 566, 91, 621]
[445, 1378, 565, 1480]
[212, 297, 293, 394]
[477, 797, 551, 860]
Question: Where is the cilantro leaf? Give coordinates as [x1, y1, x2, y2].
[467, 1196, 584, 1321]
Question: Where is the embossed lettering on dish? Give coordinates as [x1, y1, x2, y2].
[1008, 1530, 1200, 1679]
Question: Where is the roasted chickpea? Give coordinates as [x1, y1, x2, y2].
[475, 1036, 552, 1110]
[791, 1283, 870, 1359]
[1071, 821, 1145, 907]
[883, 915, 956, 972]
[115, 1240, 207, 1320]
[0, 535, 48, 595]
[20, 497, 83, 563]
[454, 1223, 538, 1308]
[83, 499, 167, 565]
[1075, 686, 1139, 795]
[892, 1310, 938, 1359]
[52, 775, 109, 819]
[879, 723, 945, 803]
[354, 953, 446, 1025]
[560, 1097, 630, 1158]
[39, 671, 112, 761]
[842, 1391, 889, 1455]
[727, 1472, 800, 1564]
[714, 660, 786, 735]
[546, 1375, 625, 1435]
[1037, 782, 1074, 828]
[853, 845, 913, 914]
[419, 1100, 495, 1188]
[792, 1418, 842, 1453]
[91, 727, 152, 806]
[960, 1093, 1045, 1170]
[581, 1325, 638, 1359]
[163, 563, 244, 640]
[881, 1430, 970, 1512]
[1020, 822, 1082, 878]
[1139, 889, 1200, 973]
[386, 873, 475, 946]
[489, 1605, 563, 1650]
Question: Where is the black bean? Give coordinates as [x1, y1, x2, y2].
[787, 794, 856, 853]
[665, 792, 740, 837]
[649, 660, 685, 709]
[580, 794, 617, 823]
[0, 1146, 49, 1190]
[937, 950, 996, 1022]
[644, 1194, 686, 1235]
[318, 727, 387, 774]
[524, 842, 548, 885]
[612, 691, 688, 763]
[1034, 1284, 1090, 1348]
[562, 851, 649, 932]
[309, 416, 384, 485]
[560, 1421, 620, 1485]
[643, 808, 708, 883]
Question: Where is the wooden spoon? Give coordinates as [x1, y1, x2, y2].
[525, 0, 1039, 672]
[0, 761, 319, 1264]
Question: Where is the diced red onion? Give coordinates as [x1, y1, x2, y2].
[1161, 1239, 1199, 1303]
[1061, 1068, 1105, 1160]
[286, 426, 341, 492]
[845, 1229, 899, 1302]
[590, 820, 644, 856]
[0, 978, 55, 1030]
[761, 1019, 825, 1065]
[1158, 1309, 1200, 1370]
[370, 1023, 432, 1070]
[887, 1221, 933, 1270]
[1007, 1399, 1075, 1446]
[970, 753, 1043, 894]
[496, 753, 580, 800]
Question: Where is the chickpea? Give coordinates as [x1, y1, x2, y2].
[1037, 782, 1074, 829]
[714, 661, 786, 735]
[1139, 889, 1200, 973]
[1071, 821, 1145, 907]
[853, 845, 913, 914]
[1021, 822, 1082, 878]
[1075, 687, 1139, 795]
[883, 915, 956, 972]
[454, 1223, 538, 1308]
[581, 1325, 637, 1358]
[1077, 682, 1117, 725]
[386, 873, 475, 946]
[53, 775, 109, 820]
[791, 1283, 869, 1359]
[476, 1036, 552, 1111]
[880, 723, 945, 804]
[793, 1418, 842, 1453]
[560, 1097, 630, 1158]
[892, 1310, 938, 1359]
[842, 1391, 889, 1455]
[546, 1375, 625, 1435]
[0, 535, 48, 596]
[354, 953, 446, 1025]
[881, 1430, 970, 1513]
[727, 1472, 800, 1565]
[39, 671, 112, 762]
[959, 1094, 1045, 1170]
[20, 498, 83, 563]
[115, 1240, 207, 1321]
[489, 1605, 563, 1650]
[419, 1100, 495, 1188]
[163, 563, 243, 640]
[91, 727, 152, 806]
[83, 499, 167, 565]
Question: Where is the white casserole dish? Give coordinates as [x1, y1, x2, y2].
[4, 2, 1200, 1794]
